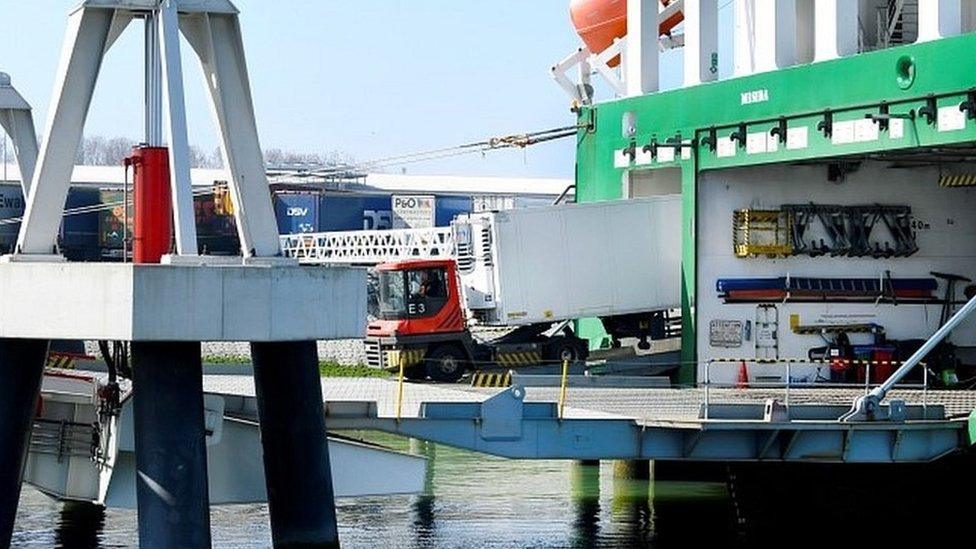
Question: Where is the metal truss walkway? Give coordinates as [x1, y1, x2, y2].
[280, 227, 454, 265]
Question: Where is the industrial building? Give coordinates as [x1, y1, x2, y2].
[0, 162, 570, 258]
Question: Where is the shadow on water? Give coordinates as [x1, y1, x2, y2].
[410, 438, 437, 544]
[569, 461, 602, 547]
[726, 450, 976, 548]
[569, 460, 738, 548]
[56, 502, 105, 549]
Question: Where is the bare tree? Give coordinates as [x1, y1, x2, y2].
[73, 135, 352, 172]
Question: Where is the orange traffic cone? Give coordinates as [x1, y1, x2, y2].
[736, 361, 749, 389]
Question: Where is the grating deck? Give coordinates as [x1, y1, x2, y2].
[519, 386, 976, 423]
[201, 375, 976, 424]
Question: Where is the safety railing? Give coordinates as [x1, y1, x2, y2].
[558, 358, 570, 420]
[29, 418, 101, 462]
[702, 357, 929, 420]
[281, 226, 454, 266]
[395, 357, 406, 422]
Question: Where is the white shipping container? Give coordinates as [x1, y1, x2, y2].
[454, 196, 681, 326]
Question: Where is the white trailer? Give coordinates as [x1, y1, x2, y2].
[454, 196, 682, 326]
[364, 197, 684, 381]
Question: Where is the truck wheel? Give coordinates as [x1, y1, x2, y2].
[425, 346, 466, 383]
[551, 340, 583, 363]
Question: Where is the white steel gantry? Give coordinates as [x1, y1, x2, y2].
[0, 0, 366, 341]
[0, 73, 38, 195]
[13, 0, 279, 260]
[0, 2, 362, 547]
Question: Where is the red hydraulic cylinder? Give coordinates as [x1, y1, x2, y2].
[125, 146, 173, 264]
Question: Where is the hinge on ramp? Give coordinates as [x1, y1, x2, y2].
[480, 386, 526, 441]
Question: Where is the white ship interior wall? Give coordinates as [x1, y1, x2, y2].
[697, 161, 976, 383]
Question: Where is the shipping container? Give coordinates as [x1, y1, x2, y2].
[194, 193, 239, 255]
[61, 188, 101, 261]
[455, 196, 682, 327]
[433, 195, 471, 226]
[97, 190, 130, 257]
[0, 183, 24, 254]
[273, 190, 474, 235]
[0, 184, 99, 260]
[273, 192, 320, 234]
[320, 195, 382, 231]
[99, 190, 240, 257]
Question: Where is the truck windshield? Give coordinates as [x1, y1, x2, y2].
[377, 267, 449, 320]
[378, 270, 407, 319]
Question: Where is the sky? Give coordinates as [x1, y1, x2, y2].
[0, 1, 734, 179]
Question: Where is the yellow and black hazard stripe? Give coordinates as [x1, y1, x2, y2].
[939, 173, 976, 187]
[470, 371, 512, 388]
[46, 353, 77, 370]
[495, 350, 542, 368]
[384, 348, 426, 372]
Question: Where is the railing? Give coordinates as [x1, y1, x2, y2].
[29, 418, 101, 462]
[702, 358, 929, 420]
[281, 227, 455, 266]
[552, 184, 576, 206]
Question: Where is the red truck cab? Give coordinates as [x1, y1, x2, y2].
[365, 259, 474, 381]
[368, 259, 466, 338]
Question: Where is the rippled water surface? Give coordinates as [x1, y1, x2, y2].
[15, 430, 971, 548]
[13, 433, 736, 548]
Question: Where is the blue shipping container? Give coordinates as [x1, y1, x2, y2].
[434, 195, 472, 226]
[315, 194, 395, 231]
[273, 191, 474, 235]
[61, 188, 101, 260]
[0, 184, 24, 254]
[319, 195, 369, 231]
[0, 184, 99, 260]
[274, 192, 320, 234]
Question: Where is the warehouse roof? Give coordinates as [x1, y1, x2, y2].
[0, 164, 570, 197]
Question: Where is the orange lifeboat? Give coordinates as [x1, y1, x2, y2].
[569, 0, 684, 67]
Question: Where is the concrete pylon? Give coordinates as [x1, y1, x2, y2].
[0, 338, 50, 548]
[131, 341, 212, 548]
[0, 73, 39, 195]
[251, 341, 340, 548]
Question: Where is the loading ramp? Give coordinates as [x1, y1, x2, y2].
[207, 375, 975, 464]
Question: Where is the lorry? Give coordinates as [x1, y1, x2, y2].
[364, 196, 682, 381]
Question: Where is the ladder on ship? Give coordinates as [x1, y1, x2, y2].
[877, 0, 919, 49]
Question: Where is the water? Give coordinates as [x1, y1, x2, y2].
[13, 433, 973, 548]
[11, 433, 737, 548]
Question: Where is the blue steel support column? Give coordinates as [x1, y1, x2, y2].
[251, 340, 339, 548]
[131, 341, 212, 548]
[0, 338, 49, 548]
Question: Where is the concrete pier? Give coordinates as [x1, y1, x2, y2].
[132, 341, 211, 548]
[610, 460, 652, 541]
[613, 460, 650, 481]
[252, 341, 339, 548]
[0, 338, 49, 548]
[611, 459, 650, 513]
